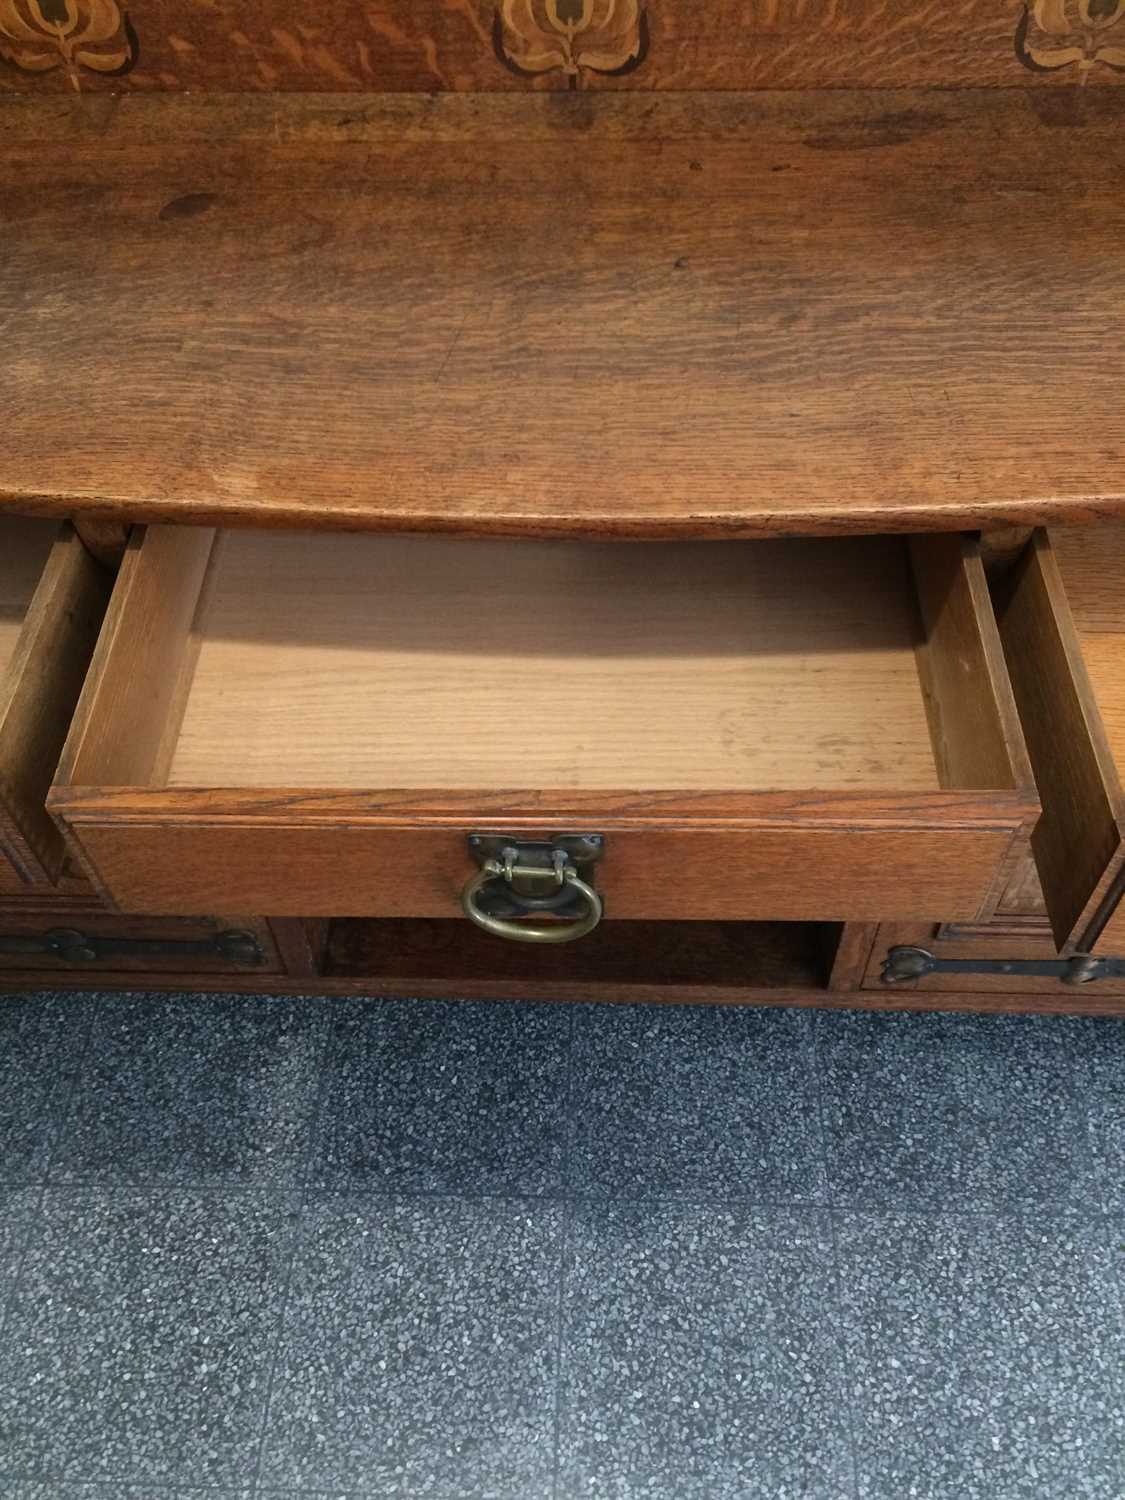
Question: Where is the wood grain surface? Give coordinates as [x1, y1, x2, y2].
[48, 818, 1026, 921]
[1050, 521, 1125, 952]
[1054, 522, 1125, 794]
[3, 89, 1124, 539]
[168, 531, 940, 792]
[0, 522, 110, 884]
[2, 1, 1123, 94]
[995, 528, 1125, 952]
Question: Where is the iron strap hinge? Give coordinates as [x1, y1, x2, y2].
[0, 927, 264, 967]
[882, 945, 1125, 987]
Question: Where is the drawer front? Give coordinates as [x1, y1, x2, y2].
[0, 911, 279, 977]
[53, 812, 1022, 922]
[994, 528, 1125, 954]
[49, 525, 1037, 928]
[0, 522, 111, 887]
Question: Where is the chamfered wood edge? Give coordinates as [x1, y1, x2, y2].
[994, 529, 1125, 953]
[0, 970, 1119, 1015]
[7, 498, 1125, 544]
[46, 786, 1038, 829]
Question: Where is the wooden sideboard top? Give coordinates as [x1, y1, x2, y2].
[2, 89, 1123, 539]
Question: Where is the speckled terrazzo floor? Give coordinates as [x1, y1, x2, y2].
[0, 993, 1123, 1500]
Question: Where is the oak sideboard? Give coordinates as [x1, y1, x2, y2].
[2, 50, 1124, 1011]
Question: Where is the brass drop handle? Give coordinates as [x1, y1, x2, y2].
[461, 842, 604, 944]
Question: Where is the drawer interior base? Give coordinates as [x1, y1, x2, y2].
[170, 531, 940, 792]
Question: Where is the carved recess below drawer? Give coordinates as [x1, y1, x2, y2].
[48, 526, 1037, 926]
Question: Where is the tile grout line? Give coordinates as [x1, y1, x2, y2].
[0, 1181, 47, 1375]
[247, 1000, 339, 1499]
[0, 1482, 244, 1494]
[550, 1001, 579, 1500]
[0, 1472, 244, 1493]
[39, 987, 102, 1187]
[0, 996, 88, 1476]
[1068, 1019, 1114, 1216]
[0, 991, 102, 1365]
[809, 1011, 863, 1500]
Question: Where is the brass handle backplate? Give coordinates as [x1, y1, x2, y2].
[462, 834, 604, 945]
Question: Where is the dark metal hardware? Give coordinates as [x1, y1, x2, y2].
[881, 944, 1125, 987]
[0, 927, 264, 966]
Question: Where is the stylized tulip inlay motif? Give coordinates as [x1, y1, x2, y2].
[0, 0, 136, 87]
[1016, 0, 1125, 76]
[493, 0, 649, 87]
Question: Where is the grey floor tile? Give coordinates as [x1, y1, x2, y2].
[0, 1186, 40, 1340]
[835, 1210, 1125, 1499]
[570, 1004, 824, 1202]
[259, 1194, 561, 1497]
[1069, 1017, 1125, 1210]
[307, 998, 569, 1194]
[0, 993, 91, 1184]
[49, 993, 326, 1186]
[0, 1188, 296, 1488]
[816, 1010, 1094, 1209]
[0, 1487, 252, 1497]
[259, 1494, 370, 1500]
[558, 1201, 852, 1499]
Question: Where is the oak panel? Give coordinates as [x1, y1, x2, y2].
[57, 818, 1020, 921]
[1051, 522, 1125, 952]
[995, 527, 1125, 953]
[3, 90, 1124, 540]
[1, 1, 1122, 95]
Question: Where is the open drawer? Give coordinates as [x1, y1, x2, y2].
[0, 518, 110, 889]
[994, 524, 1125, 955]
[48, 526, 1036, 926]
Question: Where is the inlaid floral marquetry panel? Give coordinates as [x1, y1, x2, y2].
[493, 0, 649, 86]
[2, 0, 1123, 91]
[1016, 0, 1125, 77]
[0, 0, 136, 87]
